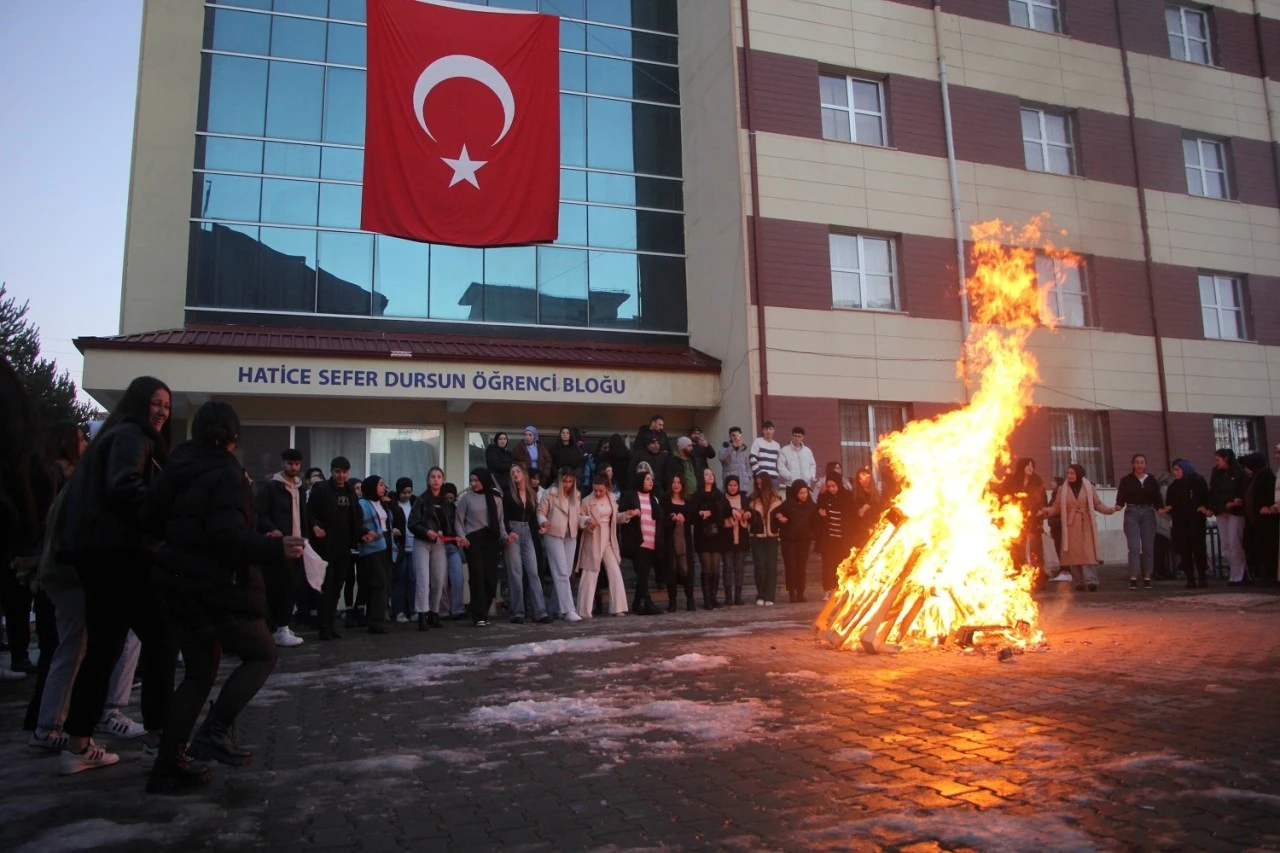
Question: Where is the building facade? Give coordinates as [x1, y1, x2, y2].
[80, 0, 1280, 491]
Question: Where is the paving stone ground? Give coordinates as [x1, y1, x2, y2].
[2, 565, 1278, 852]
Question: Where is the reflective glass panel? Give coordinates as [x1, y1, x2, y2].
[482, 246, 537, 323]
[319, 181, 362, 227]
[261, 178, 318, 225]
[586, 97, 633, 171]
[557, 203, 588, 245]
[637, 253, 685, 332]
[375, 235, 430, 317]
[205, 55, 268, 135]
[561, 94, 586, 166]
[588, 205, 636, 250]
[820, 75, 848, 107]
[561, 168, 587, 201]
[198, 173, 261, 221]
[324, 68, 365, 144]
[274, 0, 328, 16]
[321, 146, 364, 180]
[208, 8, 270, 54]
[327, 22, 366, 66]
[258, 226, 318, 311]
[587, 56, 633, 99]
[329, 0, 365, 21]
[430, 245, 484, 320]
[588, 250, 638, 327]
[270, 15, 327, 61]
[214, 0, 271, 8]
[559, 18, 586, 51]
[543, 0, 585, 17]
[191, 222, 259, 307]
[202, 136, 263, 173]
[317, 231, 373, 315]
[537, 247, 588, 327]
[560, 52, 586, 91]
[632, 103, 681, 176]
[266, 60, 324, 140]
[264, 141, 320, 177]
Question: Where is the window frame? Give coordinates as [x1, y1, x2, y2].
[1166, 5, 1213, 66]
[1198, 272, 1248, 341]
[828, 232, 900, 312]
[1021, 107, 1076, 176]
[839, 402, 910, 484]
[1009, 0, 1061, 33]
[1035, 254, 1090, 328]
[819, 73, 888, 147]
[1183, 136, 1230, 200]
[1212, 416, 1265, 458]
[1048, 409, 1112, 487]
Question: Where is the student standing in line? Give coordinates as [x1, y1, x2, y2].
[389, 477, 416, 623]
[693, 467, 728, 609]
[538, 468, 583, 621]
[306, 457, 362, 640]
[356, 476, 392, 634]
[441, 483, 467, 618]
[721, 475, 751, 605]
[774, 480, 818, 602]
[619, 465, 664, 616]
[747, 472, 783, 606]
[1039, 464, 1116, 592]
[662, 473, 697, 612]
[1160, 459, 1211, 588]
[719, 427, 752, 486]
[513, 426, 552, 483]
[486, 432, 515, 492]
[576, 474, 627, 618]
[408, 467, 452, 631]
[749, 421, 782, 490]
[777, 426, 817, 497]
[456, 468, 505, 627]
[1209, 448, 1249, 584]
[1114, 453, 1162, 590]
[503, 464, 550, 624]
[816, 474, 855, 601]
[254, 448, 308, 647]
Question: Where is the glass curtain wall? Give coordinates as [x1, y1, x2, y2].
[190, 0, 686, 333]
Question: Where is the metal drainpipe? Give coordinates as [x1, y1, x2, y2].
[739, 0, 770, 429]
[933, 2, 972, 400]
[1252, 0, 1280, 211]
[1113, 0, 1174, 466]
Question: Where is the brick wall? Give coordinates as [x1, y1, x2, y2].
[758, 395, 842, 474]
[750, 217, 832, 310]
[900, 233, 964, 320]
[1262, 17, 1280, 80]
[737, 48, 822, 138]
[1107, 409, 1168, 482]
[948, 85, 1026, 170]
[1150, 263, 1205, 341]
[1090, 256, 1155, 336]
[1215, 8, 1263, 78]
[1231, 138, 1279, 208]
[1247, 274, 1280, 346]
[1061, 0, 1121, 48]
[1009, 407, 1054, 478]
[1167, 411, 1216, 468]
[885, 74, 948, 159]
[1076, 109, 1136, 186]
[1133, 119, 1187, 194]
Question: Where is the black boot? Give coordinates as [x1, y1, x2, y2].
[427, 611, 443, 628]
[666, 588, 678, 613]
[189, 718, 252, 767]
[146, 743, 212, 794]
[734, 584, 744, 606]
[686, 588, 696, 612]
[417, 613, 429, 632]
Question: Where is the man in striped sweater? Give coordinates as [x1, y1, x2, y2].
[749, 422, 782, 490]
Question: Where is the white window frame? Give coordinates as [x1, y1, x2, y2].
[1167, 5, 1213, 65]
[839, 402, 908, 484]
[1184, 137, 1229, 199]
[1009, 0, 1061, 33]
[1049, 409, 1111, 486]
[1198, 272, 1247, 341]
[1035, 255, 1089, 328]
[829, 233, 899, 311]
[1212, 416, 1264, 458]
[1021, 107, 1075, 176]
[819, 74, 887, 147]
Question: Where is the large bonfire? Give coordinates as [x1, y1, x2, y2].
[816, 218, 1072, 653]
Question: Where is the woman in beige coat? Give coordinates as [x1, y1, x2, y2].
[575, 474, 627, 617]
[538, 468, 582, 621]
[1040, 463, 1116, 591]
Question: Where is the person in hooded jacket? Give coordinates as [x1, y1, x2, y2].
[774, 480, 818, 602]
[631, 434, 677, 499]
[140, 401, 305, 793]
[254, 448, 308, 648]
[306, 457, 362, 640]
[1241, 453, 1278, 585]
[57, 375, 176, 776]
[1160, 458, 1211, 588]
[356, 475, 392, 634]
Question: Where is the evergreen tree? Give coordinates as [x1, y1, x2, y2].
[0, 284, 98, 427]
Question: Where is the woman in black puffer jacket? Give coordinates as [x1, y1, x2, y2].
[141, 401, 304, 794]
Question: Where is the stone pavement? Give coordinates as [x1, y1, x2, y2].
[1, 571, 1278, 853]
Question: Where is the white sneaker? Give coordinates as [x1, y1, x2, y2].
[273, 626, 304, 647]
[59, 740, 120, 775]
[764, 600, 775, 607]
[141, 741, 158, 769]
[395, 613, 410, 623]
[756, 599, 765, 607]
[564, 611, 583, 622]
[95, 709, 145, 740]
[29, 728, 69, 754]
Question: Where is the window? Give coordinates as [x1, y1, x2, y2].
[1183, 137, 1229, 199]
[839, 402, 908, 479]
[1049, 410, 1111, 486]
[1212, 416, 1265, 457]
[1167, 6, 1212, 65]
[829, 233, 897, 311]
[819, 74, 886, 146]
[1009, 0, 1060, 33]
[1199, 272, 1246, 340]
[1021, 108, 1075, 175]
[1035, 256, 1088, 327]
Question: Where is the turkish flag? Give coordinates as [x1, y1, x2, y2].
[362, 0, 559, 247]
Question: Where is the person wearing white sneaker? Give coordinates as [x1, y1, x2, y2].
[273, 625, 304, 647]
[256, 448, 309, 646]
[96, 707, 145, 740]
[60, 739, 121, 775]
[28, 727, 68, 754]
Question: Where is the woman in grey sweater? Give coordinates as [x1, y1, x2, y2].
[455, 468, 507, 626]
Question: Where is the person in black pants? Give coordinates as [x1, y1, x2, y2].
[774, 480, 818, 603]
[306, 457, 362, 640]
[1160, 458, 1211, 588]
[619, 466, 664, 615]
[141, 401, 305, 793]
[255, 448, 309, 647]
[455, 468, 506, 627]
[57, 375, 176, 775]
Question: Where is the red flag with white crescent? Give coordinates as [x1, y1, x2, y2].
[362, 0, 560, 247]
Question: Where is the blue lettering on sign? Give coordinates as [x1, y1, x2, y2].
[235, 364, 626, 397]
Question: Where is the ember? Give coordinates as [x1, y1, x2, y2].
[816, 218, 1071, 653]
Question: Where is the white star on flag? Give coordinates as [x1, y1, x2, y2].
[442, 144, 487, 188]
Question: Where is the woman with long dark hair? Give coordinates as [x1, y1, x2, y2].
[774, 480, 818, 603]
[1006, 457, 1047, 589]
[662, 472, 695, 612]
[503, 463, 549, 624]
[356, 475, 392, 634]
[549, 427, 584, 480]
[747, 472, 783, 606]
[849, 466, 880, 549]
[721, 475, 751, 605]
[485, 432, 515, 491]
[816, 473, 855, 601]
[456, 467, 505, 626]
[141, 401, 305, 792]
[693, 467, 728, 609]
[408, 466, 451, 631]
[57, 375, 176, 775]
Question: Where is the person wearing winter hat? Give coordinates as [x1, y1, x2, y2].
[513, 426, 552, 482]
[674, 435, 709, 497]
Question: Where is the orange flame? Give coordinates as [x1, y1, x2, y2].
[816, 217, 1073, 652]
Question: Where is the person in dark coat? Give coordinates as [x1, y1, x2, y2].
[1241, 453, 1278, 585]
[773, 480, 818, 602]
[634, 414, 670, 457]
[618, 464, 665, 615]
[306, 457, 362, 640]
[1160, 458, 1211, 588]
[140, 401, 305, 793]
[549, 427, 585, 479]
[57, 375, 176, 776]
[816, 473, 855, 599]
[255, 448, 309, 647]
[631, 435, 677, 499]
[692, 467, 728, 609]
[1005, 457, 1047, 589]
[388, 477, 415, 622]
[849, 466, 880, 549]
[605, 433, 633, 491]
[485, 432, 515, 491]
[661, 472, 696, 612]
[512, 426, 553, 483]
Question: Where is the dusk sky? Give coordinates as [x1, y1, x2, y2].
[0, 0, 144, 398]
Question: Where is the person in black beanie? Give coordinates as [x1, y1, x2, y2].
[255, 448, 308, 647]
[306, 457, 361, 639]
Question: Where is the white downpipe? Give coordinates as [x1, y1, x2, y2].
[933, 2, 971, 399]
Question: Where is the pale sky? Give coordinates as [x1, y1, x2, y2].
[0, 0, 144, 396]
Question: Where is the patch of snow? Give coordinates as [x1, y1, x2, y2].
[425, 748, 487, 766]
[1186, 786, 1280, 807]
[797, 810, 1100, 853]
[831, 748, 874, 762]
[1100, 752, 1207, 773]
[491, 637, 638, 662]
[346, 753, 427, 772]
[654, 653, 730, 672]
[1017, 736, 1066, 755]
[1203, 684, 1239, 694]
[15, 819, 178, 853]
[767, 670, 824, 681]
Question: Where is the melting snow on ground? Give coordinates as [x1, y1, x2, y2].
[797, 810, 1100, 853]
[1100, 752, 1208, 773]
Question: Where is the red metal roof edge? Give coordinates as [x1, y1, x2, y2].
[76, 324, 722, 373]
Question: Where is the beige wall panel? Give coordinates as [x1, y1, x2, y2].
[1128, 53, 1271, 142]
[1146, 190, 1280, 276]
[120, 0, 204, 334]
[1161, 337, 1280, 415]
[768, 350, 881, 379]
[766, 304, 880, 336]
[875, 377, 964, 403]
[1258, 0, 1280, 18]
[768, 370, 881, 400]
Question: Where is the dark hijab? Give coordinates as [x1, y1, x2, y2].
[1068, 464, 1086, 497]
[470, 467, 502, 537]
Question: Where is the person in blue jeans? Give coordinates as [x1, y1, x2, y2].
[1115, 453, 1162, 590]
[441, 483, 467, 618]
